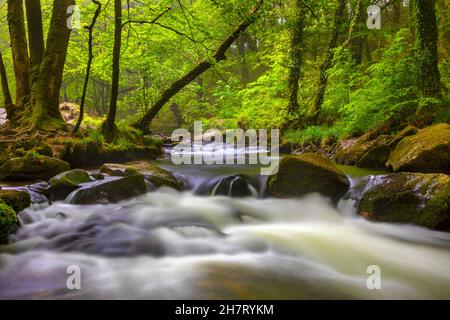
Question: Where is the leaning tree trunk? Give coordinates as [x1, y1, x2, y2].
[133, 0, 264, 133]
[7, 0, 31, 113]
[26, 0, 75, 131]
[308, 0, 346, 119]
[25, 0, 45, 85]
[73, 0, 102, 134]
[412, 0, 442, 99]
[287, 0, 306, 115]
[102, 0, 122, 141]
[0, 51, 13, 115]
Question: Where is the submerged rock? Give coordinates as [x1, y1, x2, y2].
[49, 169, 91, 200]
[0, 156, 70, 181]
[66, 175, 147, 204]
[387, 123, 450, 174]
[212, 175, 256, 197]
[100, 162, 183, 190]
[0, 189, 31, 212]
[266, 153, 350, 199]
[358, 173, 450, 230]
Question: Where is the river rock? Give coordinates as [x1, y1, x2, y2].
[49, 169, 91, 200]
[0, 189, 31, 212]
[100, 162, 182, 190]
[66, 174, 147, 204]
[387, 123, 450, 174]
[213, 175, 255, 197]
[266, 153, 350, 199]
[358, 173, 450, 230]
[0, 200, 18, 244]
[0, 156, 70, 181]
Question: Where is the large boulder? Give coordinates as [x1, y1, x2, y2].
[387, 123, 450, 174]
[0, 189, 31, 212]
[100, 162, 182, 190]
[49, 169, 91, 200]
[266, 153, 350, 199]
[66, 174, 147, 204]
[358, 173, 450, 230]
[0, 156, 70, 181]
[0, 201, 18, 244]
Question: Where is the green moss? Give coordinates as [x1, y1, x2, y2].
[0, 190, 31, 212]
[0, 202, 18, 244]
[49, 169, 91, 199]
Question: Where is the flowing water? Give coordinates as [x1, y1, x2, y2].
[1, 147, 450, 299]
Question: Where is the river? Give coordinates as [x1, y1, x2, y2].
[0, 147, 450, 299]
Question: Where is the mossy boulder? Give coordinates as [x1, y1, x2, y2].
[100, 162, 183, 190]
[49, 169, 91, 200]
[0, 189, 31, 212]
[66, 174, 147, 204]
[61, 140, 161, 168]
[387, 124, 450, 174]
[358, 173, 450, 230]
[0, 201, 18, 244]
[335, 137, 380, 166]
[267, 153, 350, 199]
[0, 156, 70, 181]
[357, 143, 391, 169]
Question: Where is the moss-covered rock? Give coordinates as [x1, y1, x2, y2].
[0, 189, 31, 212]
[61, 139, 161, 168]
[387, 123, 450, 174]
[66, 174, 147, 204]
[267, 153, 350, 199]
[100, 162, 183, 190]
[358, 173, 450, 230]
[0, 155, 70, 181]
[335, 126, 418, 169]
[0, 201, 18, 244]
[49, 169, 91, 200]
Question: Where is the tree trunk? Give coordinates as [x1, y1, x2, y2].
[102, 0, 122, 141]
[73, 0, 102, 133]
[25, 0, 45, 85]
[309, 0, 347, 118]
[286, 0, 306, 115]
[26, 0, 75, 130]
[412, 0, 442, 98]
[0, 51, 13, 116]
[7, 0, 31, 110]
[133, 0, 264, 133]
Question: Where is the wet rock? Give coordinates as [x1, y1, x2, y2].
[0, 156, 70, 181]
[358, 173, 450, 230]
[0, 201, 18, 244]
[267, 153, 350, 200]
[66, 175, 147, 204]
[387, 123, 450, 174]
[100, 162, 183, 190]
[0, 189, 31, 212]
[25, 182, 52, 204]
[49, 169, 91, 200]
[335, 137, 380, 166]
[212, 175, 255, 197]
